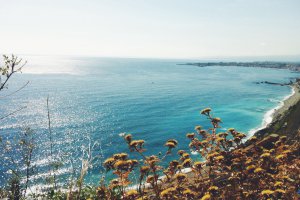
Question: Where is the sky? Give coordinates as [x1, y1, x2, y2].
[0, 0, 300, 59]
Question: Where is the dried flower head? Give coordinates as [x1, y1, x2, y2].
[217, 132, 228, 137]
[208, 186, 218, 192]
[282, 150, 292, 155]
[201, 140, 209, 146]
[165, 141, 176, 149]
[233, 137, 241, 143]
[269, 148, 275, 154]
[182, 158, 192, 167]
[193, 161, 203, 170]
[212, 117, 222, 123]
[129, 159, 139, 166]
[227, 128, 235, 132]
[195, 125, 202, 131]
[160, 187, 176, 198]
[146, 175, 156, 183]
[207, 152, 219, 160]
[261, 189, 274, 196]
[182, 153, 190, 159]
[167, 139, 178, 146]
[177, 164, 183, 170]
[260, 152, 271, 159]
[126, 190, 138, 198]
[109, 179, 121, 188]
[169, 160, 179, 168]
[216, 137, 225, 143]
[200, 108, 211, 115]
[175, 173, 187, 182]
[236, 132, 246, 139]
[124, 134, 132, 143]
[274, 181, 283, 187]
[113, 153, 128, 160]
[140, 165, 150, 174]
[282, 175, 295, 182]
[215, 155, 224, 161]
[208, 186, 219, 195]
[130, 140, 145, 148]
[199, 130, 208, 136]
[114, 160, 131, 171]
[275, 189, 285, 194]
[246, 165, 256, 172]
[177, 150, 186, 156]
[245, 158, 253, 165]
[279, 136, 287, 142]
[276, 154, 285, 161]
[226, 140, 233, 147]
[201, 193, 211, 200]
[103, 157, 115, 170]
[254, 167, 264, 174]
[186, 133, 195, 139]
[275, 140, 282, 147]
[146, 155, 160, 166]
[183, 189, 196, 197]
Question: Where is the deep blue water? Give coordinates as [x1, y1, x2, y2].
[0, 56, 297, 188]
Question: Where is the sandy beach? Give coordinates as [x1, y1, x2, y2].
[255, 79, 300, 140]
[272, 82, 300, 122]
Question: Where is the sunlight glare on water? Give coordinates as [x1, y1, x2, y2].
[0, 56, 297, 186]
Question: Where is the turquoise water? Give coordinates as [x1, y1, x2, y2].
[0, 56, 297, 187]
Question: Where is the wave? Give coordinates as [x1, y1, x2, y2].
[25, 183, 66, 196]
[247, 86, 295, 138]
[21, 167, 72, 183]
[267, 98, 280, 103]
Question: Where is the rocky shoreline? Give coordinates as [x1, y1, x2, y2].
[254, 79, 300, 142]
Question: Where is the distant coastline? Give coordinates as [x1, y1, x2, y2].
[179, 61, 300, 71]
[180, 61, 300, 141]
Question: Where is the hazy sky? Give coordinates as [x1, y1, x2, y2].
[1, 0, 300, 58]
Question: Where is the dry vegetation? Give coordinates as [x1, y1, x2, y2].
[97, 108, 300, 200]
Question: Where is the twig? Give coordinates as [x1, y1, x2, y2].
[0, 81, 30, 99]
[0, 106, 27, 121]
[46, 96, 57, 191]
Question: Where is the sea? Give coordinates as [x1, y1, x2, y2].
[0, 55, 298, 190]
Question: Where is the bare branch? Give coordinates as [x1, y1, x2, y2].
[0, 106, 27, 121]
[0, 81, 30, 99]
[46, 96, 57, 191]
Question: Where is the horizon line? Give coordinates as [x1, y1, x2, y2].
[1, 52, 300, 62]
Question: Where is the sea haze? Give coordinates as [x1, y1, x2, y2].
[0, 56, 297, 186]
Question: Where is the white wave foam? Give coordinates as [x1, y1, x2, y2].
[21, 167, 72, 183]
[248, 86, 295, 138]
[190, 150, 199, 155]
[119, 132, 126, 137]
[29, 158, 50, 168]
[25, 183, 66, 196]
[268, 98, 280, 103]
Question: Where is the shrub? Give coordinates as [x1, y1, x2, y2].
[98, 108, 300, 199]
